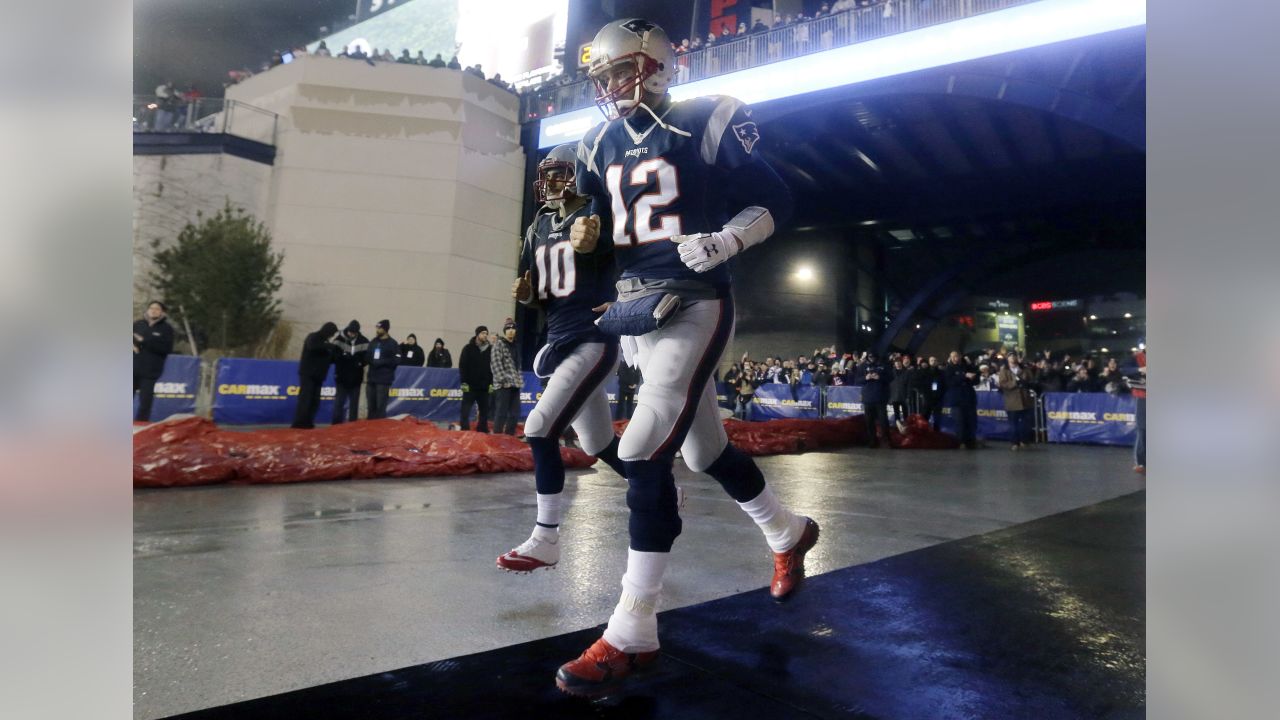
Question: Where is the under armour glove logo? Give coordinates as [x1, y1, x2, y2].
[704, 246, 719, 258]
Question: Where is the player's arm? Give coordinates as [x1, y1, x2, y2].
[514, 223, 538, 306]
[673, 97, 793, 273]
[570, 128, 614, 255]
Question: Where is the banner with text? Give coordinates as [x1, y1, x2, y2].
[213, 359, 335, 425]
[750, 383, 821, 420]
[1043, 392, 1137, 446]
[936, 391, 1012, 440]
[135, 354, 200, 420]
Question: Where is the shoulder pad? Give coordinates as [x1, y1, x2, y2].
[576, 121, 611, 176]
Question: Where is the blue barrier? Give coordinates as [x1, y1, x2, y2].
[204, 358, 1135, 446]
[1043, 392, 1136, 446]
[135, 354, 200, 421]
[936, 391, 1013, 441]
[213, 358, 335, 425]
[823, 385, 862, 418]
[750, 383, 822, 420]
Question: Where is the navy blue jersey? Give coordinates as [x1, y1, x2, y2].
[575, 95, 792, 288]
[519, 202, 616, 348]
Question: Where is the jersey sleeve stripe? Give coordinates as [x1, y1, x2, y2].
[701, 96, 744, 166]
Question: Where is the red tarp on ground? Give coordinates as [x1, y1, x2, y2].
[134, 414, 958, 488]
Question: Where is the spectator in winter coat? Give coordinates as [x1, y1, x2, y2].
[943, 352, 979, 449]
[133, 301, 175, 421]
[365, 319, 399, 419]
[399, 333, 425, 367]
[996, 351, 1034, 449]
[292, 321, 338, 429]
[911, 356, 944, 429]
[856, 353, 894, 447]
[331, 320, 368, 424]
[427, 337, 452, 367]
[489, 320, 522, 435]
[617, 363, 641, 420]
[458, 326, 492, 432]
[888, 357, 910, 427]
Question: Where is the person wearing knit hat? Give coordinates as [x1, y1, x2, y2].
[490, 318, 523, 435]
[332, 320, 369, 424]
[366, 319, 400, 419]
[458, 326, 493, 431]
[427, 337, 452, 368]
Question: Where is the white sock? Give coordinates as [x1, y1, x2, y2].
[536, 492, 562, 527]
[737, 486, 806, 553]
[602, 549, 668, 653]
[531, 524, 558, 544]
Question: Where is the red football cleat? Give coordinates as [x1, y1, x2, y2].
[771, 517, 820, 601]
[496, 536, 559, 573]
[555, 636, 659, 698]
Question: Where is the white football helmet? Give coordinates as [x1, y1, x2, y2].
[588, 18, 677, 120]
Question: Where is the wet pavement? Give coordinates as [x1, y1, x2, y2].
[135, 443, 1144, 719]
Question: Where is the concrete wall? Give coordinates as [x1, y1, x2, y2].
[131, 56, 526, 358]
[132, 153, 272, 313]
[227, 56, 524, 357]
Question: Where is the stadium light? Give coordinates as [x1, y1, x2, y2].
[793, 265, 815, 282]
[1123, 312, 1133, 318]
[1089, 314, 1098, 320]
[538, 0, 1146, 147]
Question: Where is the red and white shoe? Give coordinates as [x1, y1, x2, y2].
[770, 517, 820, 601]
[496, 535, 559, 573]
[555, 636, 659, 698]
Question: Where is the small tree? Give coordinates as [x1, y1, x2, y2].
[150, 201, 284, 354]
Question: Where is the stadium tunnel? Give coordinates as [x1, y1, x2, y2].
[519, 24, 1145, 360]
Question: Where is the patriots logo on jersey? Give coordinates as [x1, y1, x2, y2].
[732, 121, 760, 154]
[620, 19, 656, 37]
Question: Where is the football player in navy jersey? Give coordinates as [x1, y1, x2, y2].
[495, 143, 629, 574]
[554, 18, 821, 697]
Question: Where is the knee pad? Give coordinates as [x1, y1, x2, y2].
[523, 407, 550, 439]
[680, 432, 728, 473]
[618, 405, 665, 461]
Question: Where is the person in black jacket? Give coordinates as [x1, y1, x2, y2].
[292, 321, 338, 429]
[888, 356, 911, 429]
[458, 326, 492, 432]
[366, 319, 400, 419]
[427, 338, 452, 368]
[617, 363, 641, 420]
[399, 333, 426, 367]
[943, 351, 980, 449]
[856, 352, 894, 448]
[331, 320, 368, 424]
[909, 356, 943, 429]
[133, 301, 175, 421]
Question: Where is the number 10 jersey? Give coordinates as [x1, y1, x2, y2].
[519, 203, 617, 349]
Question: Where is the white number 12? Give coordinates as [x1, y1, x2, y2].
[605, 158, 682, 246]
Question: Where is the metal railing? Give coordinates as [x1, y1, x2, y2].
[133, 96, 279, 146]
[522, 0, 1042, 119]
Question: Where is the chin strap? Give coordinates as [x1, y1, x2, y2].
[723, 206, 775, 253]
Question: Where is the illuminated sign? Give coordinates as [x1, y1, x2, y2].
[538, 0, 1147, 147]
[578, 42, 591, 68]
[1030, 299, 1082, 311]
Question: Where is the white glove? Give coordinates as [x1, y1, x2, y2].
[672, 229, 741, 273]
[672, 206, 776, 273]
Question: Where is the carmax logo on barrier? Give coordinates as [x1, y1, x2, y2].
[1103, 412, 1135, 422]
[391, 388, 426, 399]
[1047, 411, 1099, 422]
[429, 388, 464, 399]
[154, 382, 192, 397]
[218, 384, 283, 397]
